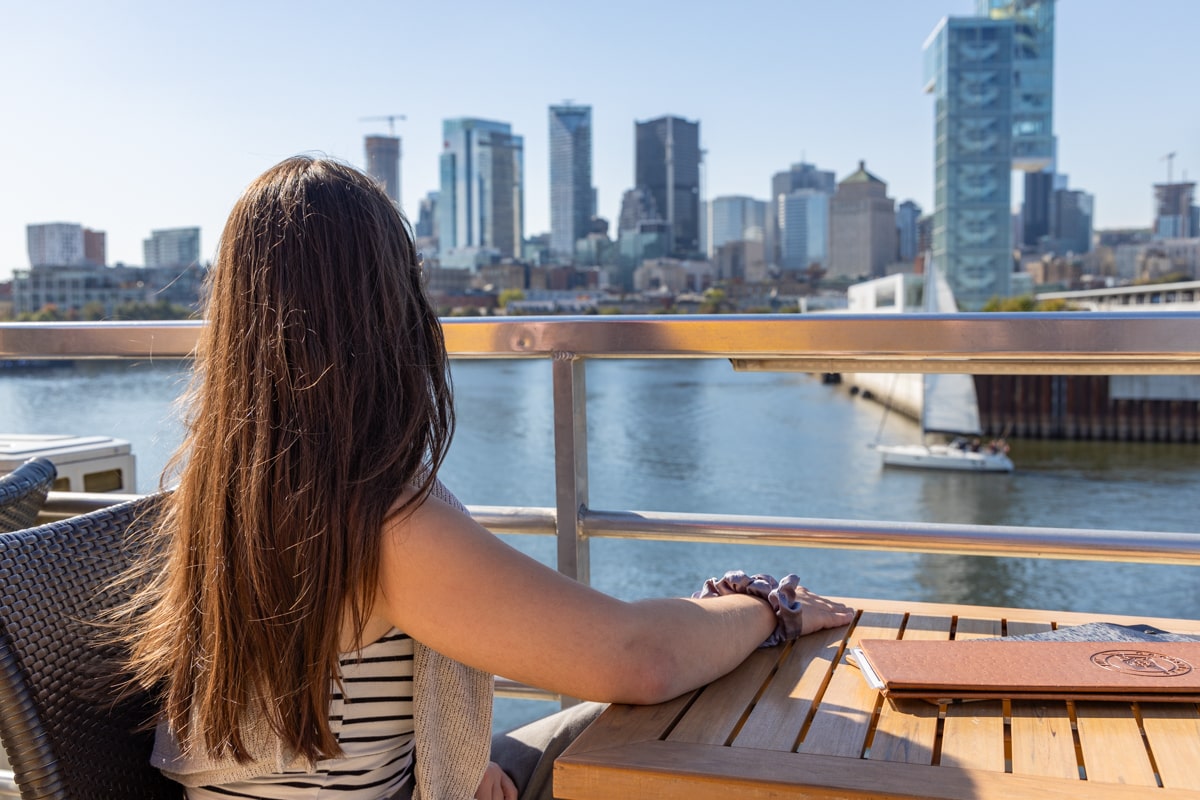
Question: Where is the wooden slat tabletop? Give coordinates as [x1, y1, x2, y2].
[555, 597, 1200, 799]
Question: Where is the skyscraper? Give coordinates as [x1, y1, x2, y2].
[548, 104, 594, 260]
[924, 17, 1016, 309]
[707, 196, 766, 257]
[828, 161, 897, 279]
[635, 116, 701, 257]
[364, 135, 401, 206]
[778, 190, 828, 271]
[1154, 182, 1196, 239]
[767, 162, 836, 267]
[925, 1, 1055, 308]
[896, 200, 922, 262]
[438, 118, 525, 259]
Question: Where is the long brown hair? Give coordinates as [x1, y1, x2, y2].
[124, 156, 454, 762]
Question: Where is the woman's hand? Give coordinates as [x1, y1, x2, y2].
[474, 761, 517, 800]
[796, 587, 855, 636]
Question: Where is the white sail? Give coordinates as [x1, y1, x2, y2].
[922, 258, 983, 437]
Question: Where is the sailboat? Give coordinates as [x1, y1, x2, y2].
[874, 258, 1014, 473]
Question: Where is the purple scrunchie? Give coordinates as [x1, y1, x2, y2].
[692, 570, 804, 648]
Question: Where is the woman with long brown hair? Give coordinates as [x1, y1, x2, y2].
[124, 155, 853, 800]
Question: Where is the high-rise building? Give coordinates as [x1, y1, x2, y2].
[635, 115, 701, 257]
[924, 17, 1016, 308]
[438, 118, 525, 259]
[767, 162, 836, 267]
[1047, 187, 1093, 255]
[778, 190, 828, 271]
[1154, 182, 1196, 239]
[415, 191, 438, 239]
[27, 223, 85, 267]
[1022, 171, 1054, 248]
[707, 196, 766, 257]
[548, 104, 594, 260]
[828, 161, 897, 279]
[364, 135, 402, 206]
[924, 1, 1055, 308]
[896, 200, 922, 262]
[143, 227, 201, 268]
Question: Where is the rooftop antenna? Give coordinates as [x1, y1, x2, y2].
[360, 114, 407, 136]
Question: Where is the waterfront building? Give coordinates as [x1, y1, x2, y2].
[26, 223, 85, 268]
[83, 228, 106, 267]
[924, 1, 1055, 309]
[828, 161, 897, 280]
[633, 257, 714, 294]
[548, 104, 594, 261]
[778, 189, 828, 271]
[714, 240, 767, 283]
[707, 196, 766, 258]
[896, 200, 921, 263]
[438, 118, 525, 259]
[143, 227, 201, 269]
[13, 262, 207, 317]
[1154, 182, 1197, 239]
[364, 135, 401, 206]
[635, 115, 701, 257]
[767, 162, 835, 268]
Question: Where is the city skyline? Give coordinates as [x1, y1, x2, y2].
[1, 0, 1197, 277]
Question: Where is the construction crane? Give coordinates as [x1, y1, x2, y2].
[360, 114, 406, 136]
[1163, 151, 1177, 185]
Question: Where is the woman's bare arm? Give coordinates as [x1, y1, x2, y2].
[375, 492, 850, 704]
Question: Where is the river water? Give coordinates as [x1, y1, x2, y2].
[4, 358, 1200, 725]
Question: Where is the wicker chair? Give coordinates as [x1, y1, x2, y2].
[0, 496, 181, 799]
[0, 459, 57, 534]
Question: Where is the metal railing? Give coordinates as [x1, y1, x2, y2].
[7, 313, 1200, 581]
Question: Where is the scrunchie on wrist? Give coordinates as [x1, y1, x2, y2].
[692, 570, 804, 648]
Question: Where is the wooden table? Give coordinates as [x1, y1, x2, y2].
[555, 597, 1200, 799]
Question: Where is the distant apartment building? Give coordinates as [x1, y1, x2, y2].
[27, 223, 85, 267]
[706, 196, 766, 258]
[828, 161, 897, 279]
[767, 162, 835, 268]
[438, 118, 525, 259]
[364, 135, 402, 206]
[143, 227, 201, 269]
[635, 115, 701, 257]
[83, 228, 106, 267]
[13, 263, 207, 317]
[548, 104, 594, 260]
[778, 190, 828, 271]
[633, 257, 714, 294]
[896, 200, 922, 262]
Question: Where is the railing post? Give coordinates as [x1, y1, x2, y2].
[552, 355, 589, 586]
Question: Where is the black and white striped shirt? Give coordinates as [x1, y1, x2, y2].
[190, 630, 416, 800]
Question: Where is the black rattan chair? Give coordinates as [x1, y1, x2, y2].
[0, 459, 57, 534]
[0, 496, 181, 799]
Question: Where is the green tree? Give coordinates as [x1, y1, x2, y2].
[497, 288, 525, 309]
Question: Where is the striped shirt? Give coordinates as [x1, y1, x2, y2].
[189, 630, 416, 800]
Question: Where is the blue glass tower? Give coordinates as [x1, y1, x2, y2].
[438, 118, 525, 258]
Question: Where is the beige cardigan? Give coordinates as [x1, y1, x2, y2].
[151, 481, 494, 799]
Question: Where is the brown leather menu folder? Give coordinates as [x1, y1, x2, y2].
[852, 639, 1200, 702]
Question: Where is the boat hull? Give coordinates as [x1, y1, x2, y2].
[876, 443, 1014, 472]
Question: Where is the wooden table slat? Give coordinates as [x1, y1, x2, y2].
[667, 646, 780, 745]
[1075, 702, 1158, 787]
[1006, 620, 1080, 781]
[731, 624, 848, 752]
[1140, 703, 1200, 789]
[940, 617, 1006, 772]
[868, 614, 952, 765]
[795, 611, 904, 758]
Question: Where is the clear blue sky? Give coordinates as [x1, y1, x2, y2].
[1, 0, 1196, 278]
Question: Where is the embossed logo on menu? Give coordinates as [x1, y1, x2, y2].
[1090, 649, 1194, 677]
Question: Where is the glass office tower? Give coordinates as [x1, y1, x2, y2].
[924, 18, 1015, 308]
[635, 116, 701, 257]
[438, 118, 525, 258]
[548, 104, 594, 260]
